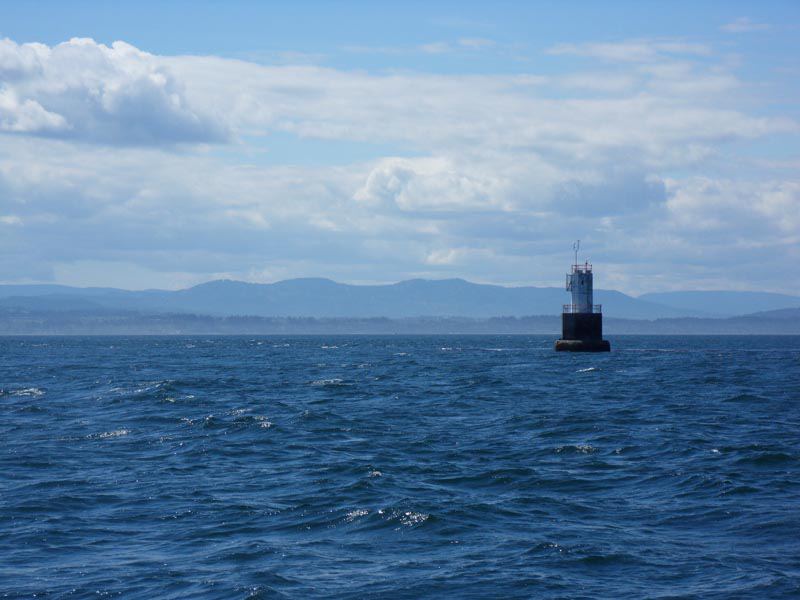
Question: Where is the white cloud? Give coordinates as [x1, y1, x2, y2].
[546, 39, 712, 62]
[353, 157, 509, 211]
[0, 38, 48, 79]
[425, 248, 463, 265]
[0, 37, 227, 145]
[666, 178, 800, 236]
[0, 90, 68, 132]
[721, 18, 770, 33]
[163, 55, 790, 173]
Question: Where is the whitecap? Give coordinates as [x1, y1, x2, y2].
[555, 444, 596, 454]
[128, 380, 171, 395]
[90, 429, 130, 440]
[345, 509, 369, 522]
[310, 378, 344, 386]
[254, 415, 273, 428]
[399, 511, 429, 526]
[11, 387, 44, 397]
[577, 367, 597, 373]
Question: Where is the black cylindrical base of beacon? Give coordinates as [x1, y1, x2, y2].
[555, 312, 610, 352]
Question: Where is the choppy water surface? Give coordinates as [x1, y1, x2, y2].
[1, 335, 799, 598]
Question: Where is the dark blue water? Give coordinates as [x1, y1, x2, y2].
[2, 336, 799, 598]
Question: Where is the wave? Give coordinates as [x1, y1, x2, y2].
[3, 387, 45, 397]
[87, 429, 130, 440]
[555, 444, 597, 454]
[310, 378, 349, 387]
[378, 508, 430, 527]
[344, 508, 369, 522]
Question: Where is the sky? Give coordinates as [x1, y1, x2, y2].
[0, 0, 798, 294]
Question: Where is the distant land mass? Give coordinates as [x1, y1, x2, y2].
[2, 277, 798, 320]
[638, 290, 800, 317]
[0, 278, 798, 335]
[0, 308, 798, 335]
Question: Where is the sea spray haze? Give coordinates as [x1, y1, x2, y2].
[2, 335, 799, 598]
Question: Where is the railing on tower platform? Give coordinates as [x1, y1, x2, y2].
[562, 304, 602, 314]
[571, 263, 592, 274]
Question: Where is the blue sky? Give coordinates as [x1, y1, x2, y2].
[0, 1, 798, 293]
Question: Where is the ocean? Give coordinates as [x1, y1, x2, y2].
[1, 335, 799, 598]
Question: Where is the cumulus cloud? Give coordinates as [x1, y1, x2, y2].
[0, 90, 68, 132]
[353, 157, 508, 212]
[0, 37, 227, 145]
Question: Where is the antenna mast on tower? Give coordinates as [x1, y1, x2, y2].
[573, 240, 580, 267]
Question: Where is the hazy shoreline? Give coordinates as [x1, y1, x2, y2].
[1, 310, 797, 335]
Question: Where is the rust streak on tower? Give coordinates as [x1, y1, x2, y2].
[554, 241, 611, 352]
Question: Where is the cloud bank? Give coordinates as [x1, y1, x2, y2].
[0, 37, 797, 293]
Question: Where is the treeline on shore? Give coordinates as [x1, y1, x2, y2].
[0, 308, 797, 335]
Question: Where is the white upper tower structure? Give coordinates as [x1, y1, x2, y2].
[565, 240, 594, 314]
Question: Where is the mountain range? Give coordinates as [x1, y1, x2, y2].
[0, 278, 797, 320]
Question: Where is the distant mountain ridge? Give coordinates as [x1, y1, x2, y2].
[0, 278, 796, 320]
[639, 290, 800, 317]
[0, 278, 689, 319]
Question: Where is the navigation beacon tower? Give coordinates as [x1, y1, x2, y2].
[554, 241, 611, 352]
